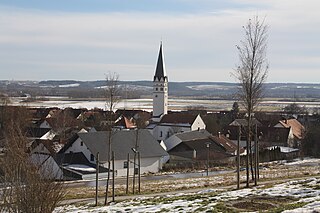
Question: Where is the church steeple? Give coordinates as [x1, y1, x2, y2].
[154, 43, 167, 81]
[152, 43, 168, 122]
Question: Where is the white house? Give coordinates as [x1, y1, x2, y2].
[30, 141, 63, 180]
[62, 129, 169, 177]
[148, 113, 206, 142]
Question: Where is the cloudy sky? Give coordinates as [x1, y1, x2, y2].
[0, 0, 319, 83]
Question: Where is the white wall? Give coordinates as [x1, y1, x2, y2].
[30, 153, 63, 180]
[103, 157, 164, 177]
[153, 125, 190, 141]
[153, 80, 168, 121]
[65, 138, 95, 164]
[191, 115, 206, 131]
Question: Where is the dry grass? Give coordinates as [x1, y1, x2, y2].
[63, 163, 320, 201]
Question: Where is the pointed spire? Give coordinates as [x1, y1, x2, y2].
[154, 43, 167, 81]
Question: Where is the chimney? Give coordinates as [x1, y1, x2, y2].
[218, 132, 221, 138]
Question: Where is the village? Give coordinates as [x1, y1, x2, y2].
[1, 43, 320, 212]
[0, 44, 311, 181]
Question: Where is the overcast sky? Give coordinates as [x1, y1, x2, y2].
[0, 0, 319, 83]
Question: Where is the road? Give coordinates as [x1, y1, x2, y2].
[65, 169, 233, 188]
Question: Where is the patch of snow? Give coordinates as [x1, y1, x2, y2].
[58, 83, 80, 88]
[55, 176, 320, 212]
[285, 158, 320, 166]
[187, 84, 238, 91]
[40, 130, 56, 140]
[64, 164, 96, 172]
[266, 146, 299, 153]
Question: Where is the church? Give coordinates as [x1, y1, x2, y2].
[148, 43, 206, 146]
[152, 43, 168, 122]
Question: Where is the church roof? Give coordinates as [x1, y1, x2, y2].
[154, 43, 167, 81]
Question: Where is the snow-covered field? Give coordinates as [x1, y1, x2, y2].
[55, 158, 320, 212]
[55, 177, 320, 212]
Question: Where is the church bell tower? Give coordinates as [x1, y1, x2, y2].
[152, 43, 168, 122]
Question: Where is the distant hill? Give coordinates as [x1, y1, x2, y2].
[1, 80, 320, 100]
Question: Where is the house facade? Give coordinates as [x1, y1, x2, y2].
[61, 129, 169, 177]
[148, 113, 206, 142]
[30, 141, 63, 180]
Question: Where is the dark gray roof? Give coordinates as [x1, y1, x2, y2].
[229, 118, 262, 127]
[79, 129, 168, 162]
[175, 129, 211, 141]
[154, 44, 167, 81]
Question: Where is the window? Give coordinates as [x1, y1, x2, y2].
[160, 88, 163, 91]
[123, 161, 128, 168]
[160, 131, 163, 137]
[80, 141, 83, 146]
[156, 88, 158, 91]
[90, 154, 94, 161]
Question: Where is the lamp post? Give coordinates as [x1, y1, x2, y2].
[131, 147, 140, 194]
[206, 142, 211, 176]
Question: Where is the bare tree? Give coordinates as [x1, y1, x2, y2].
[234, 16, 268, 187]
[0, 107, 64, 213]
[104, 72, 121, 205]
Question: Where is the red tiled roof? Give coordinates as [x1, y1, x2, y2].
[279, 119, 305, 139]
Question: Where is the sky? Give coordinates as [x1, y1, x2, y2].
[0, 0, 319, 83]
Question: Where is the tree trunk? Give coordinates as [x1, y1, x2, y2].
[132, 153, 136, 194]
[246, 118, 250, 188]
[104, 160, 110, 205]
[95, 152, 99, 206]
[126, 153, 130, 194]
[112, 151, 115, 202]
[237, 125, 241, 189]
[254, 124, 258, 186]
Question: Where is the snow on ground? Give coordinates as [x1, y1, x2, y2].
[55, 177, 320, 212]
[284, 157, 320, 166]
[64, 164, 96, 172]
[267, 146, 299, 153]
[58, 83, 80, 88]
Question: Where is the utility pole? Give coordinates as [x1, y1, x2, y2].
[132, 147, 138, 194]
[206, 142, 210, 176]
[95, 152, 99, 206]
[112, 151, 115, 202]
[138, 151, 141, 193]
[237, 126, 241, 189]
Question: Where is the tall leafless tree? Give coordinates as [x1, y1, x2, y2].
[0, 106, 64, 213]
[234, 16, 268, 187]
[104, 72, 121, 205]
